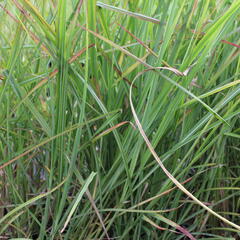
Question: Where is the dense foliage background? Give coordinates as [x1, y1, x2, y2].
[0, 0, 240, 239]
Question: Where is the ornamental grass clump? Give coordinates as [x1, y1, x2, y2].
[0, 0, 240, 239]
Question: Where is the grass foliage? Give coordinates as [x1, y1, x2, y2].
[0, 0, 240, 239]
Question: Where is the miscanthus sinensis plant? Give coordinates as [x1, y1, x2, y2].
[0, 0, 240, 239]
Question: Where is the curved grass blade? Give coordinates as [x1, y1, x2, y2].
[129, 69, 240, 231]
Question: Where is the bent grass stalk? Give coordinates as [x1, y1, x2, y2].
[129, 68, 240, 231]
